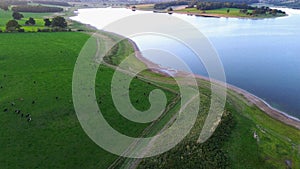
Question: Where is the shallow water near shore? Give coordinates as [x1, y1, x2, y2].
[71, 7, 300, 119]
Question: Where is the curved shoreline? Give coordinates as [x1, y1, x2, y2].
[128, 38, 300, 130]
[69, 11, 300, 130]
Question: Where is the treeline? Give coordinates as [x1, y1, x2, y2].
[195, 2, 255, 10]
[12, 5, 63, 13]
[153, 0, 259, 10]
[154, 1, 189, 10]
[2, 16, 69, 33]
[251, 6, 285, 15]
[33, 1, 71, 7]
[192, 0, 258, 4]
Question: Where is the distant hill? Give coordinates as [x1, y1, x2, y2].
[192, 0, 259, 3]
[261, 0, 300, 9]
[33, 1, 71, 7]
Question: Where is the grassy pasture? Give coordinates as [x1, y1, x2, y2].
[204, 8, 252, 17]
[0, 32, 108, 169]
[177, 8, 252, 17]
[0, 32, 179, 168]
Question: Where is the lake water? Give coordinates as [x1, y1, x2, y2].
[71, 8, 300, 119]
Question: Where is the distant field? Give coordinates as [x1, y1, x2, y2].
[0, 9, 53, 32]
[176, 8, 286, 18]
[203, 8, 252, 17]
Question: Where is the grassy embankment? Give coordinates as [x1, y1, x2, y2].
[111, 44, 300, 168]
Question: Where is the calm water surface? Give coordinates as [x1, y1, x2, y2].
[71, 8, 300, 118]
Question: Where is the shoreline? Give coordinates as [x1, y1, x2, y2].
[129, 38, 300, 130]
[69, 10, 300, 130]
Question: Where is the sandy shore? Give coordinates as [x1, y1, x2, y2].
[129, 39, 300, 130]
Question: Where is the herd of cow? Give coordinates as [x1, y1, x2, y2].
[3, 103, 32, 122]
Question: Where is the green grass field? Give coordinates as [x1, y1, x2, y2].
[0, 29, 299, 168]
[0, 32, 112, 169]
[177, 8, 250, 17]
[224, 90, 300, 168]
[0, 32, 180, 168]
[204, 8, 252, 17]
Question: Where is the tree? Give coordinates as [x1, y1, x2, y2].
[240, 9, 248, 13]
[168, 7, 173, 11]
[44, 18, 51, 26]
[12, 12, 24, 20]
[6, 20, 21, 32]
[227, 9, 230, 13]
[25, 17, 36, 25]
[131, 5, 136, 11]
[51, 16, 67, 28]
[271, 9, 278, 15]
